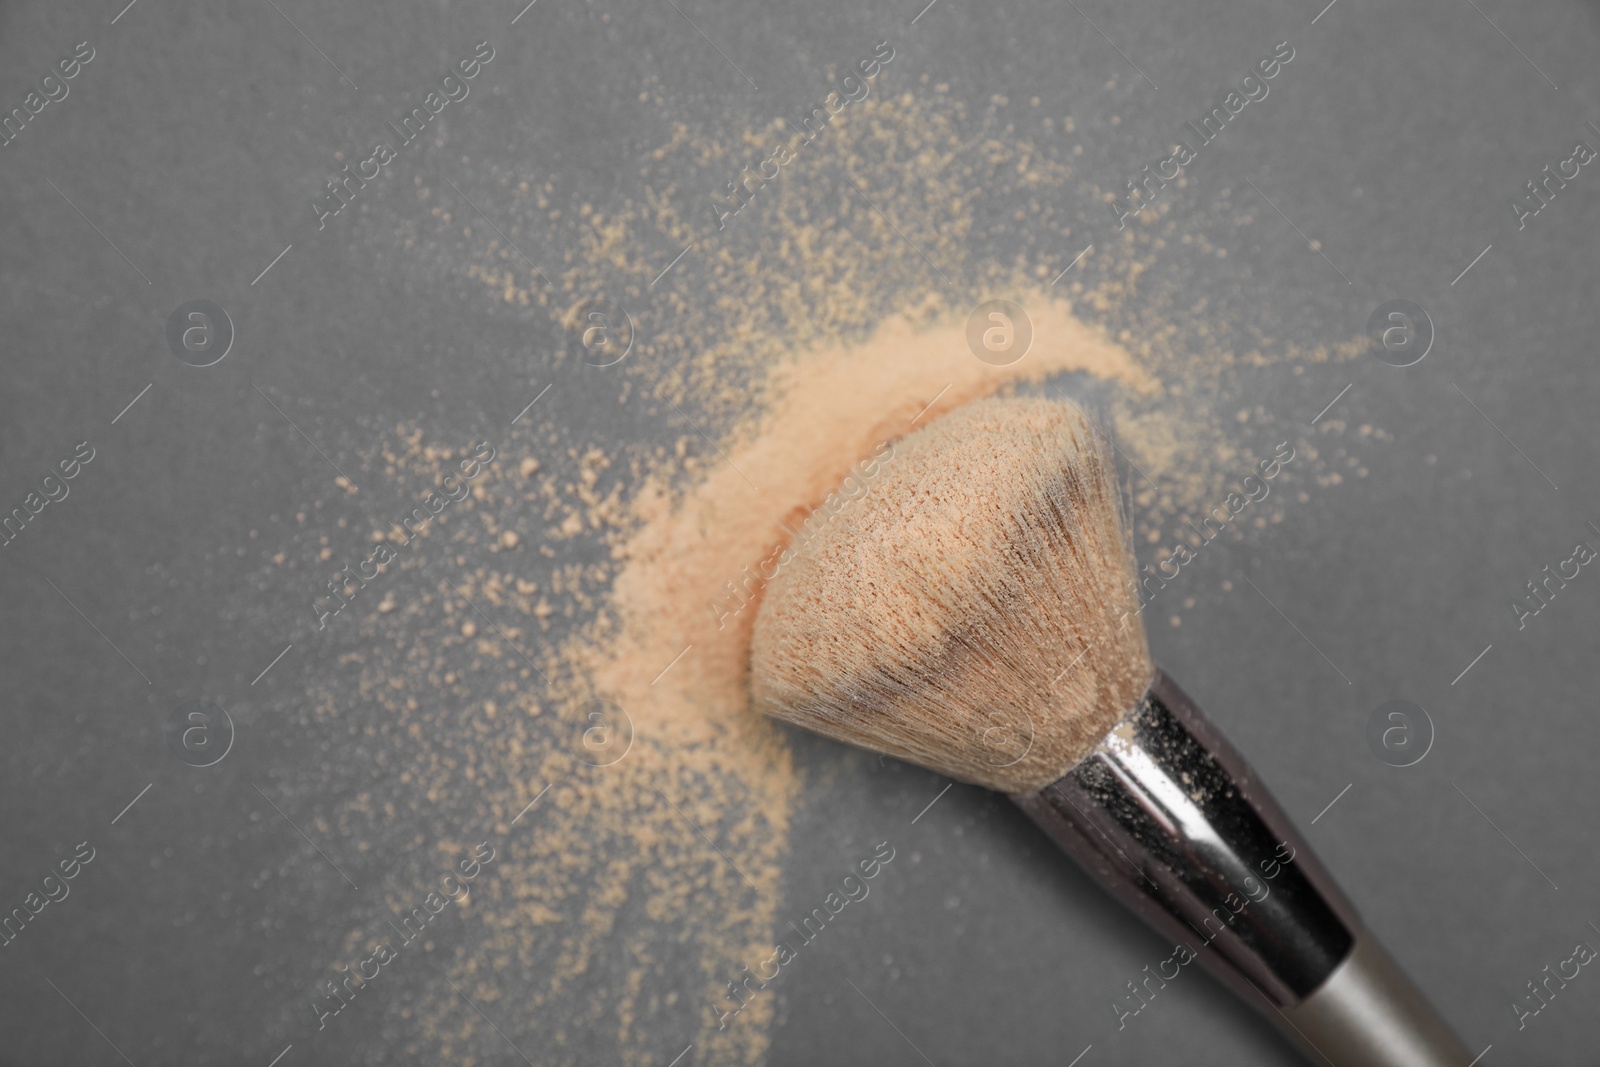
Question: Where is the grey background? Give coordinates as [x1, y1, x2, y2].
[2, 0, 1598, 1064]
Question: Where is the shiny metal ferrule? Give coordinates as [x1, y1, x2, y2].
[1012, 670, 1469, 1066]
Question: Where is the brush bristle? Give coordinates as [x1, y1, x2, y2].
[749, 395, 1153, 794]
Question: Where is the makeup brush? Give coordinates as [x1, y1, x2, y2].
[749, 396, 1469, 1066]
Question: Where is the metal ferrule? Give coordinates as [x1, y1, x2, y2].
[1012, 670, 1469, 1066]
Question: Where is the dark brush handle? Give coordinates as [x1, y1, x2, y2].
[1011, 670, 1470, 1066]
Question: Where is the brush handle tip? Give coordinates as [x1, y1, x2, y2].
[1279, 936, 1470, 1067]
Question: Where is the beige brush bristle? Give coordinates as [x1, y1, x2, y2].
[749, 395, 1153, 794]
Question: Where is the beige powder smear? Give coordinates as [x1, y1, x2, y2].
[600, 310, 1152, 753]
[606, 305, 1152, 729]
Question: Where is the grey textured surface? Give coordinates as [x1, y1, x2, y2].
[2, 0, 1599, 1064]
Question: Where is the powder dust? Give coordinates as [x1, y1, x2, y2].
[427, 79, 1377, 550]
[251, 71, 1387, 1066]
